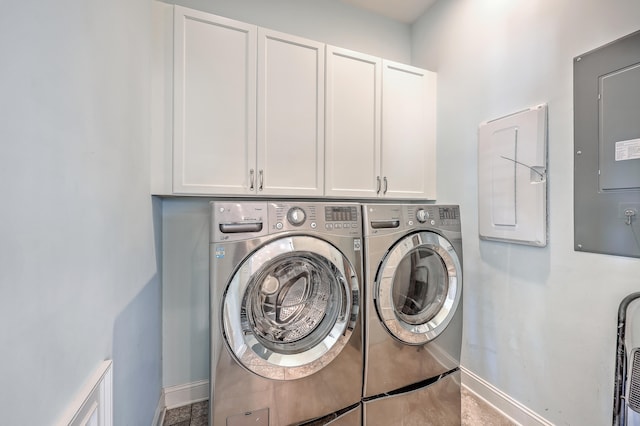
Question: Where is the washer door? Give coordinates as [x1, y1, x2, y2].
[375, 231, 461, 345]
[223, 236, 359, 380]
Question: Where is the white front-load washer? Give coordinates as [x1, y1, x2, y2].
[361, 203, 463, 426]
[210, 201, 363, 426]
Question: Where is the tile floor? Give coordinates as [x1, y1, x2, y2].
[461, 387, 517, 426]
[163, 388, 516, 426]
[163, 400, 208, 426]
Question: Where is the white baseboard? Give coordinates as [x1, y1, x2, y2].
[152, 393, 165, 426]
[461, 366, 553, 426]
[163, 380, 209, 410]
[153, 380, 209, 426]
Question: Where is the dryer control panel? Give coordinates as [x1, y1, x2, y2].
[364, 204, 461, 236]
[406, 205, 460, 228]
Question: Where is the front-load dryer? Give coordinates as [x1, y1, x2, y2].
[210, 201, 363, 426]
[361, 203, 463, 426]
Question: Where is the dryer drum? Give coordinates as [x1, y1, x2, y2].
[393, 248, 448, 326]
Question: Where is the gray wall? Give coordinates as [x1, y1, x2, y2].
[159, 1, 413, 388]
[0, 0, 161, 424]
[162, 198, 212, 387]
[412, 0, 640, 424]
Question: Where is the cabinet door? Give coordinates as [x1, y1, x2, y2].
[381, 60, 436, 199]
[257, 29, 324, 196]
[173, 7, 257, 194]
[325, 46, 382, 198]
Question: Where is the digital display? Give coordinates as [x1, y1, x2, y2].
[325, 206, 357, 222]
[439, 207, 459, 220]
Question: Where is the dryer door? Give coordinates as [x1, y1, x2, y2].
[375, 231, 461, 345]
[222, 235, 359, 380]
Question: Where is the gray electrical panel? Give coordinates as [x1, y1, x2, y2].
[574, 30, 640, 258]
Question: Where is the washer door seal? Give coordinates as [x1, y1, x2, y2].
[223, 235, 359, 380]
[375, 231, 461, 345]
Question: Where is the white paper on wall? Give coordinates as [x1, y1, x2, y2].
[478, 104, 548, 246]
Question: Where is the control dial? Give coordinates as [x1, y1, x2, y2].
[287, 207, 307, 226]
[416, 208, 429, 223]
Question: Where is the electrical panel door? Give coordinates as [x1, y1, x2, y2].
[574, 30, 640, 258]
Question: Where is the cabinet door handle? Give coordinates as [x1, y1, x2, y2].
[383, 176, 388, 194]
[249, 169, 255, 191]
[259, 169, 264, 191]
[376, 176, 381, 194]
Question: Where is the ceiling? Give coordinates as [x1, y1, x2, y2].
[340, 0, 437, 23]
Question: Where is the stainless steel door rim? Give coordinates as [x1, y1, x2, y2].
[375, 231, 461, 345]
[223, 235, 359, 380]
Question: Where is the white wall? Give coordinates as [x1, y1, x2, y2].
[412, 1, 640, 424]
[158, 1, 413, 388]
[0, 0, 161, 424]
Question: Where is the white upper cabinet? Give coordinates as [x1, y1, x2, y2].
[156, 6, 324, 196]
[173, 6, 257, 195]
[257, 29, 324, 196]
[325, 46, 382, 198]
[151, 4, 435, 198]
[381, 60, 436, 199]
[325, 51, 436, 199]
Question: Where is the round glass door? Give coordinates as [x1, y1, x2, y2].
[222, 236, 359, 380]
[375, 231, 461, 345]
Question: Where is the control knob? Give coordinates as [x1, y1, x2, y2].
[416, 209, 429, 223]
[287, 207, 306, 226]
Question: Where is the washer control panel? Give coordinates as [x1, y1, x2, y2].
[213, 201, 362, 241]
[271, 203, 360, 236]
[212, 201, 362, 241]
